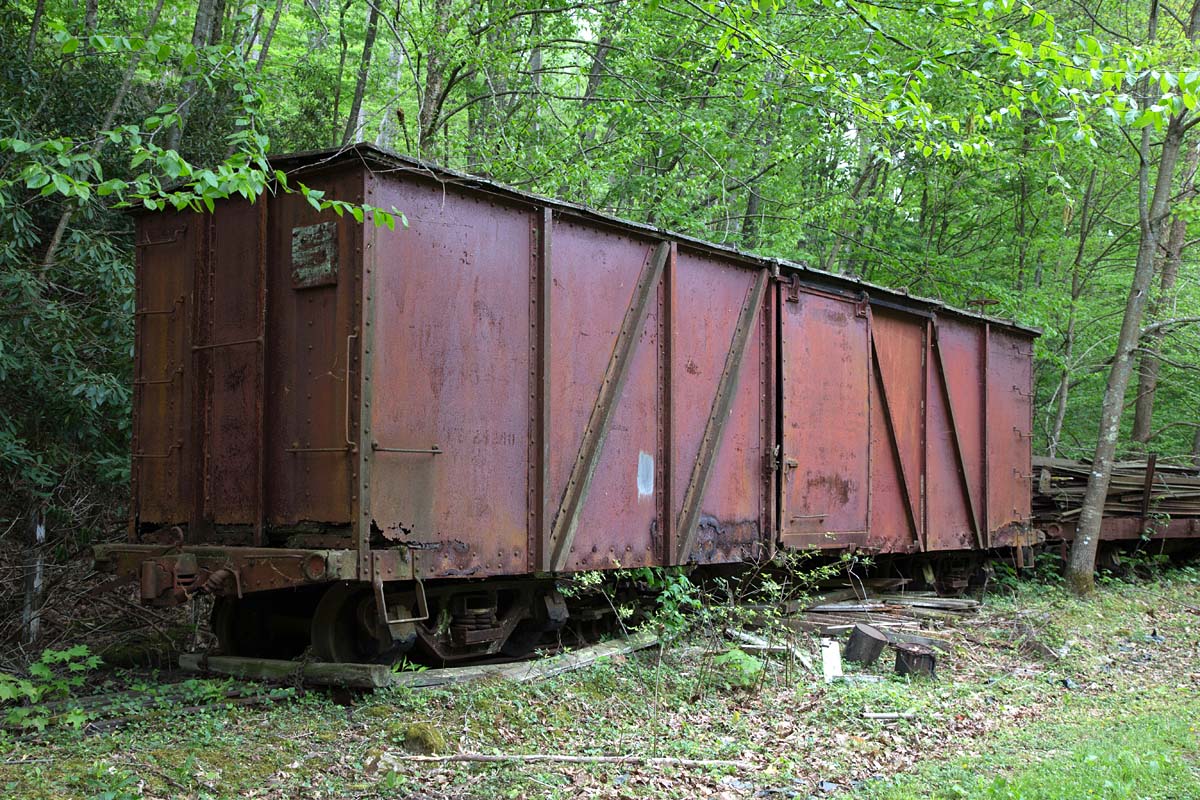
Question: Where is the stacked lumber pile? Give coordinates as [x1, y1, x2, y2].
[1033, 455, 1200, 523]
[785, 591, 976, 652]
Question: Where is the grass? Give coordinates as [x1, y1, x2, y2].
[856, 690, 1200, 799]
[1, 562, 1198, 799]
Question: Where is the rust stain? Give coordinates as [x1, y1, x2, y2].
[805, 472, 853, 505]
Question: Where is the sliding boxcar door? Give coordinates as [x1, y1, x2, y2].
[779, 286, 871, 549]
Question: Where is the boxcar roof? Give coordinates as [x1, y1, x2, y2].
[270, 143, 1039, 338]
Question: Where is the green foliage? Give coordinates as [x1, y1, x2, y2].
[389, 657, 429, 675]
[626, 567, 703, 638]
[0, 645, 101, 731]
[709, 646, 765, 690]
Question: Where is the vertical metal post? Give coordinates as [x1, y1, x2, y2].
[757, 263, 772, 557]
[864, 297, 874, 543]
[657, 243, 676, 564]
[982, 323, 991, 548]
[21, 509, 45, 644]
[777, 277, 791, 542]
[130, 229, 144, 541]
[528, 208, 552, 572]
[922, 318, 930, 548]
[356, 181, 373, 581]
[1140, 452, 1158, 535]
[253, 199, 268, 546]
[188, 212, 214, 545]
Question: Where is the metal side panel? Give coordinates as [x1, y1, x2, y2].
[264, 171, 362, 529]
[132, 212, 196, 529]
[671, 251, 768, 565]
[364, 178, 534, 579]
[197, 200, 265, 529]
[986, 327, 1035, 542]
[779, 288, 871, 550]
[545, 222, 664, 572]
[926, 317, 986, 551]
[867, 307, 926, 553]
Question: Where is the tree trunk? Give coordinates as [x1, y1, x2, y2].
[742, 186, 762, 248]
[845, 624, 888, 665]
[165, 0, 223, 152]
[27, 0, 46, 61]
[209, 0, 228, 47]
[256, 0, 285, 73]
[84, 0, 98, 39]
[418, 0, 452, 157]
[1131, 142, 1199, 442]
[341, 0, 381, 146]
[331, 0, 351, 144]
[822, 153, 881, 273]
[39, 0, 168, 275]
[1014, 125, 1030, 291]
[1064, 0, 1196, 596]
[893, 643, 936, 679]
[1048, 169, 1096, 458]
[340, 0, 376, 146]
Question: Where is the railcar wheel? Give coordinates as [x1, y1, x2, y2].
[310, 581, 415, 663]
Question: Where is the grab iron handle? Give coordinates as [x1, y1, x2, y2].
[371, 442, 442, 454]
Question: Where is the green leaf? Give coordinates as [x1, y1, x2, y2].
[25, 171, 50, 190]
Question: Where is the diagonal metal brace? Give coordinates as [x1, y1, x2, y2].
[931, 321, 985, 551]
[675, 268, 768, 564]
[547, 241, 671, 571]
[868, 313, 924, 552]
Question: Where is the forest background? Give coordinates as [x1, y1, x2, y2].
[2, 0, 1199, 644]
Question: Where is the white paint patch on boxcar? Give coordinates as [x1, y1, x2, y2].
[637, 451, 654, 499]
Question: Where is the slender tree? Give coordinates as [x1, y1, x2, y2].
[342, 0, 381, 145]
[1131, 141, 1200, 443]
[1065, 0, 1200, 595]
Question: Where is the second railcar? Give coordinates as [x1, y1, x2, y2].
[95, 144, 1036, 662]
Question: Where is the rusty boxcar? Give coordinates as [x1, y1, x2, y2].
[94, 144, 1037, 662]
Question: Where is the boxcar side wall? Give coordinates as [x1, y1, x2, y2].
[360, 171, 774, 580]
[778, 280, 1035, 555]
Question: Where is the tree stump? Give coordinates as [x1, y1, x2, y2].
[893, 643, 936, 679]
[844, 623, 888, 666]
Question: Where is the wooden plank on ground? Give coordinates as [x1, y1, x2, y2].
[874, 594, 980, 611]
[392, 630, 661, 688]
[179, 654, 393, 689]
[182, 631, 660, 691]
